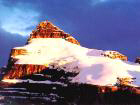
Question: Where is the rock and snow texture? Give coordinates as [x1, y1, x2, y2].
[4, 38, 140, 87]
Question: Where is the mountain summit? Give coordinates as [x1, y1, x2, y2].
[28, 20, 80, 45]
[2, 20, 140, 87]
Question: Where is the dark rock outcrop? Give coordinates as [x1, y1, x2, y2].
[135, 57, 140, 64]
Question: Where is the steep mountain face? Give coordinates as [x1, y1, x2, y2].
[3, 20, 140, 87]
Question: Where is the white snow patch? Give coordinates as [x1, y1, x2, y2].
[2, 79, 67, 86]
[52, 87, 56, 90]
[33, 74, 44, 76]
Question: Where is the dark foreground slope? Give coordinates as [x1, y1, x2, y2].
[1, 68, 140, 105]
[0, 82, 140, 105]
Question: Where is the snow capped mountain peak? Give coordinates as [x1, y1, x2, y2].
[3, 20, 140, 87]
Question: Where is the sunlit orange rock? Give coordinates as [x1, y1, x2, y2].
[27, 20, 79, 45]
[10, 48, 27, 57]
[101, 50, 128, 61]
[4, 64, 47, 79]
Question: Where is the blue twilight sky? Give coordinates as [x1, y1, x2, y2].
[0, 0, 140, 67]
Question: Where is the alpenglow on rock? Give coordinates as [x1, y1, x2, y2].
[101, 50, 128, 61]
[28, 21, 80, 45]
[3, 20, 140, 87]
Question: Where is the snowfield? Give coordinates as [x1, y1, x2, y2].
[3, 38, 140, 86]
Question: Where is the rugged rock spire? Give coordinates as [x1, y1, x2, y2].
[27, 20, 80, 45]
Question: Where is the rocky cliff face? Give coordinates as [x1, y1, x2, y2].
[4, 64, 47, 79]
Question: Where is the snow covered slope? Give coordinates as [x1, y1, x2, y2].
[14, 38, 103, 65]
[4, 38, 140, 86]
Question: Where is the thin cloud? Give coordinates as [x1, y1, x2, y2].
[91, 0, 140, 5]
[91, 0, 110, 5]
[0, 2, 40, 36]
